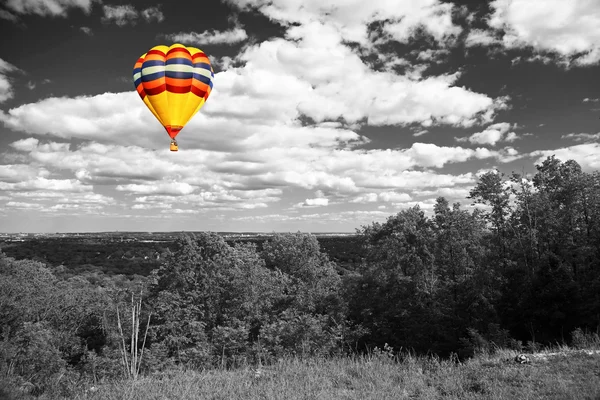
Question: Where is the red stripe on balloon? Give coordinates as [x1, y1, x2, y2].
[166, 84, 191, 94]
[147, 49, 166, 57]
[167, 47, 191, 57]
[136, 83, 146, 99]
[192, 52, 208, 60]
[145, 84, 166, 96]
[191, 85, 207, 98]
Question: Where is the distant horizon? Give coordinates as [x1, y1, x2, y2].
[0, 230, 358, 235]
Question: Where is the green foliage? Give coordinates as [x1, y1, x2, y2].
[570, 328, 600, 349]
[146, 232, 346, 368]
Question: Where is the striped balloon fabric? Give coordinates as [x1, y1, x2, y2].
[133, 43, 214, 141]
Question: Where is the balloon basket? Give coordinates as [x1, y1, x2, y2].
[170, 141, 178, 152]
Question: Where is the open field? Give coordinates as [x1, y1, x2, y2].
[3, 349, 599, 400]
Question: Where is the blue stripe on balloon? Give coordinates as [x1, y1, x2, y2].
[141, 71, 165, 82]
[193, 74, 212, 85]
[166, 70, 193, 79]
[194, 62, 212, 70]
[142, 60, 165, 68]
[166, 58, 193, 66]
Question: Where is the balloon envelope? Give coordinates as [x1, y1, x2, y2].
[133, 43, 214, 140]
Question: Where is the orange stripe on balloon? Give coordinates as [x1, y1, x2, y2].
[165, 77, 191, 87]
[143, 79, 165, 90]
[167, 51, 192, 62]
[145, 54, 165, 62]
[192, 80, 209, 92]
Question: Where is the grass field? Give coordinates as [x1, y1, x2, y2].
[4, 348, 599, 400]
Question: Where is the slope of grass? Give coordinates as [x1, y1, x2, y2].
[5, 348, 597, 400]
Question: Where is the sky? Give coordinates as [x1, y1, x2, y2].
[0, 0, 599, 233]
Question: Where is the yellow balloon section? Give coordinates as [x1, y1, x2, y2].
[133, 44, 214, 140]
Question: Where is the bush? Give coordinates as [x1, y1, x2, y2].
[571, 328, 600, 349]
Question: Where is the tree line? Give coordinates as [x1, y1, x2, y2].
[1, 155, 599, 396]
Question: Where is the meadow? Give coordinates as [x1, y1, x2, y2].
[3, 348, 600, 399]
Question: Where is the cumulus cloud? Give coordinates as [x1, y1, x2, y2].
[216, 22, 505, 128]
[80, 26, 92, 35]
[350, 191, 412, 203]
[294, 197, 329, 208]
[486, 0, 600, 66]
[561, 132, 600, 142]
[455, 122, 517, 146]
[101, 4, 164, 26]
[0, 92, 162, 146]
[0, 58, 22, 103]
[163, 27, 248, 45]
[0, 177, 91, 192]
[141, 6, 164, 23]
[0, 164, 51, 182]
[464, 28, 501, 48]
[224, 0, 462, 46]
[3, 134, 519, 219]
[229, 210, 391, 224]
[4, 0, 96, 17]
[101, 5, 138, 26]
[0, 9, 19, 21]
[530, 143, 600, 172]
[116, 182, 196, 196]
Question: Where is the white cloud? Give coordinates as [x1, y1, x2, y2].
[583, 98, 600, 103]
[412, 186, 472, 200]
[0, 164, 51, 182]
[0, 9, 19, 21]
[0, 92, 162, 146]
[8, 191, 114, 204]
[464, 29, 501, 48]
[561, 132, 600, 142]
[487, 0, 600, 66]
[222, 22, 505, 128]
[132, 203, 172, 210]
[116, 182, 196, 196]
[102, 5, 138, 26]
[350, 191, 412, 203]
[229, 210, 391, 224]
[530, 143, 600, 172]
[294, 197, 330, 208]
[6, 201, 44, 209]
[164, 27, 248, 45]
[4, 0, 96, 17]
[0, 58, 21, 103]
[3, 135, 518, 217]
[141, 6, 164, 23]
[80, 26, 92, 35]
[455, 122, 517, 146]
[225, 0, 462, 46]
[0, 177, 91, 192]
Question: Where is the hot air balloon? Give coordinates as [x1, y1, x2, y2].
[133, 44, 214, 151]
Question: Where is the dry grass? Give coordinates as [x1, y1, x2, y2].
[8, 349, 596, 400]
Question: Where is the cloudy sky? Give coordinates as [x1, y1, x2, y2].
[0, 0, 599, 233]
